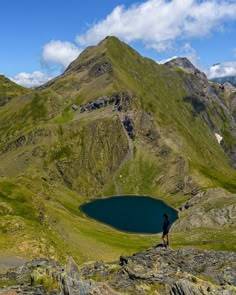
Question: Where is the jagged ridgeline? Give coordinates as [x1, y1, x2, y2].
[0, 36, 236, 261]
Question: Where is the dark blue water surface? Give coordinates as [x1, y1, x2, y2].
[80, 196, 178, 234]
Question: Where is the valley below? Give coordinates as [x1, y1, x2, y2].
[0, 36, 236, 294]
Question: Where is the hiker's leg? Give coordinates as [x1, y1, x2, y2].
[166, 234, 169, 246]
[162, 234, 166, 245]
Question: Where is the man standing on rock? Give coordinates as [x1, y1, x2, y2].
[162, 213, 170, 247]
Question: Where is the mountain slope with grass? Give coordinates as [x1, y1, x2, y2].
[0, 75, 30, 106]
[0, 36, 236, 263]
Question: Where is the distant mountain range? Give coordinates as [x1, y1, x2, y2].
[211, 75, 236, 87]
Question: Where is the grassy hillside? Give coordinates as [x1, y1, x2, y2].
[0, 36, 236, 262]
[0, 75, 29, 106]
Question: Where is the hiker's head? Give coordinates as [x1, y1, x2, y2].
[163, 213, 168, 219]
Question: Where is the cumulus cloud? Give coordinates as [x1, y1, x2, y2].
[11, 71, 52, 88]
[42, 40, 82, 69]
[181, 43, 200, 67]
[207, 62, 236, 79]
[158, 43, 200, 67]
[76, 0, 236, 51]
[10, 41, 82, 88]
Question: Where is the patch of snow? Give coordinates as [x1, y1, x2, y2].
[215, 133, 223, 144]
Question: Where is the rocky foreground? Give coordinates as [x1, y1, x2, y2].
[0, 246, 236, 295]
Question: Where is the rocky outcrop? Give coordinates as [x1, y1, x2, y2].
[122, 115, 135, 139]
[1, 247, 235, 294]
[174, 188, 236, 230]
[65, 54, 106, 75]
[0, 128, 51, 155]
[165, 57, 207, 80]
[0, 257, 117, 295]
[38, 54, 107, 89]
[89, 61, 112, 77]
[79, 91, 132, 113]
[170, 59, 236, 168]
[81, 247, 236, 295]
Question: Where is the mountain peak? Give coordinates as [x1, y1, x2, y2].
[165, 57, 206, 78]
[98, 35, 120, 44]
[63, 36, 121, 74]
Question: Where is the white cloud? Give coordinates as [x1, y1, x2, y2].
[158, 43, 200, 67]
[42, 40, 82, 69]
[11, 71, 52, 88]
[181, 43, 199, 67]
[76, 0, 236, 52]
[158, 56, 178, 64]
[10, 41, 82, 88]
[207, 62, 236, 79]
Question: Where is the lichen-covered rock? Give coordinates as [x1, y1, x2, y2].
[80, 247, 236, 295]
[1, 247, 236, 294]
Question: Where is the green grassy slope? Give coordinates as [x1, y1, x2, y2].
[0, 37, 235, 262]
[0, 75, 29, 106]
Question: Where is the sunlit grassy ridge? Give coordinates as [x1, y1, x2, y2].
[0, 75, 29, 106]
[0, 37, 235, 262]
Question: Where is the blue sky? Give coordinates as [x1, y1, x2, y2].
[1, 0, 236, 87]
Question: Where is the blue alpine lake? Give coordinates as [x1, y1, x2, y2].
[80, 196, 178, 234]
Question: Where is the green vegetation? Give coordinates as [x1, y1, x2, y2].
[193, 163, 236, 193]
[52, 109, 73, 123]
[0, 279, 17, 288]
[0, 74, 29, 106]
[32, 271, 59, 292]
[172, 227, 236, 252]
[50, 145, 72, 161]
[29, 93, 48, 120]
[0, 37, 235, 264]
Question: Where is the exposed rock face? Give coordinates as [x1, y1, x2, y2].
[71, 104, 78, 111]
[89, 61, 112, 77]
[174, 188, 236, 230]
[1, 247, 235, 294]
[123, 115, 135, 139]
[79, 91, 132, 113]
[0, 128, 51, 155]
[65, 54, 106, 75]
[165, 57, 207, 80]
[81, 247, 236, 294]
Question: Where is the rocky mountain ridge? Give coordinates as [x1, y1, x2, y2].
[0, 246, 236, 294]
[164, 57, 206, 80]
